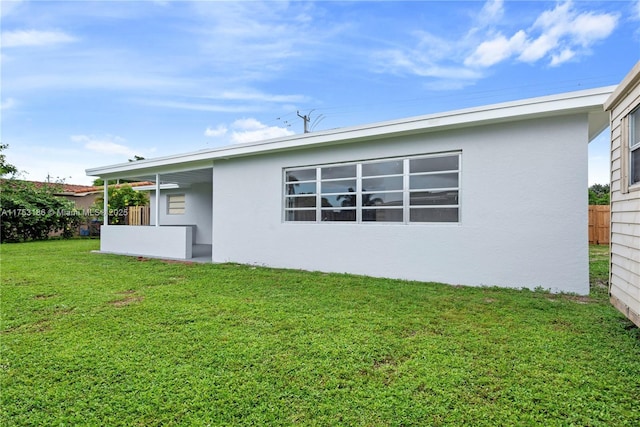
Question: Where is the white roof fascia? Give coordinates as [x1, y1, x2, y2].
[604, 61, 640, 111]
[132, 183, 183, 191]
[86, 86, 615, 179]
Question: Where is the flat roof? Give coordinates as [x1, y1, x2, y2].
[87, 86, 615, 180]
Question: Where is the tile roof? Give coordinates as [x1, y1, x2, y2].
[3, 180, 154, 195]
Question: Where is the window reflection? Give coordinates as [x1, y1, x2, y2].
[321, 180, 356, 194]
[362, 160, 403, 176]
[410, 156, 458, 173]
[409, 173, 458, 190]
[362, 176, 403, 192]
[321, 165, 356, 179]
[286, 169, 316, 182]
[284, 153, 461, 223]
[410, 190, 458, 206]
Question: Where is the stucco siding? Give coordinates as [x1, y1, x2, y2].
[101, 225, 193, 259]
[150, 182, 213, 244]
[211, 114, 589, 294]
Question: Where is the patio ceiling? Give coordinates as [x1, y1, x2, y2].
[127, 167, 213, 186]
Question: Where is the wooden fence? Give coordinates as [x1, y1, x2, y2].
[588, 205, 610, 245]
[128, 206, 150, 226]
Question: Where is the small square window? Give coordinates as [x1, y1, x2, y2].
[167, 194, 185, 215]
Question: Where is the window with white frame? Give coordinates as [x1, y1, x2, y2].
[629, 106, 640, 186]
[167, 194, 186, 215]
[284, 152, 460, 223]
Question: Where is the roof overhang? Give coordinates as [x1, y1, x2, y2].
[604, 61, 640, 111]
[86, 86, 615, 182]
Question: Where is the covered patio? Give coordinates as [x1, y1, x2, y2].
[91, 164, 214, 262]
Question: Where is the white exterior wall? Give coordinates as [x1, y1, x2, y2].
[607, 68, 640, 327]
[211, 114, 590, 294]
[101, 225, 193, 259]
[150, 182, 212, 245]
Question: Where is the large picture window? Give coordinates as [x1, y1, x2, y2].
[284, 152, 460, 223]
[629, 107, 640, 186]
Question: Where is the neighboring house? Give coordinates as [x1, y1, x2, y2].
[604, 61, 640, 328]
[26, 181, 101, 211]
[23, 180, 154, 211]
[67, 181, 154, 210]
[87, 86, 615, 295]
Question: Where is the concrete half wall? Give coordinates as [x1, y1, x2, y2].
[100, 225, 193, 259]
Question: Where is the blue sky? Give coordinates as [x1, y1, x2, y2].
[1, 0, 639, 185]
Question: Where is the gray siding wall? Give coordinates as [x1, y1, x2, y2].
[609, 78, 640, 326]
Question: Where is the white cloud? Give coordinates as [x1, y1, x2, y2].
[190, 1, 337, 77]
[518, 33, 556, 63]
[550, 48, 576, 67]
[634, 0, 640, 21]
[2, 29, 77, 47]
[571, 12, 618, 46]
[383, 0, 620, 86]
[8, 143, 102, 185]
[1, 98, 16, 110]
[374, 29, 483, 88]
[217, 90, 309, 104]
[0, 0, 25, 18]
[203, 118, 295, 144]
[204, 125, 228, 137]
[142, 89, 311, 114]
[476, 0, 504, 29]
[465, 31, 526, 67]
[229, 118, 294, 144]
[467, 0, 619, 68]
[71, 134, 138, 158]
[137, 99, 253, 113]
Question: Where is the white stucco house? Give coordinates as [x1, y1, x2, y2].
[604, 61, 640, 327]
[86, 86, 615, 295]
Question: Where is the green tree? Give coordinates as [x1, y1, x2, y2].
[93, 184, 149, 225]
[0, 145, 83, 242]
[0, 143, 18, 177]
[588, 183, 610, 205]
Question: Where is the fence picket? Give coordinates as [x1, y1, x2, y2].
[588, 205, 610, 244]
[127, 206, 150, 226]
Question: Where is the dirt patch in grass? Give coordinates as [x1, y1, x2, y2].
[110, 296, 144, 307]
[33, 294, 57, 300]
[546, 294, 597, 304]
[373, 355, 397, 369]
[135, 256, 194, 265]
[566, 295, 596, 304]
[161, 259, 194, 265]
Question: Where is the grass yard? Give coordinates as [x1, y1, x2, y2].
[1, 241, 639, 426]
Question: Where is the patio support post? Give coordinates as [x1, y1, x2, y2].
[155, 174, 160, 227]
[103, 180, 108, 225]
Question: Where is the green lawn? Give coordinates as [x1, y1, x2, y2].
[1, 240, 638, 426]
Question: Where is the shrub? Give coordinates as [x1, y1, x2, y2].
[0, 180, 83, 242]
